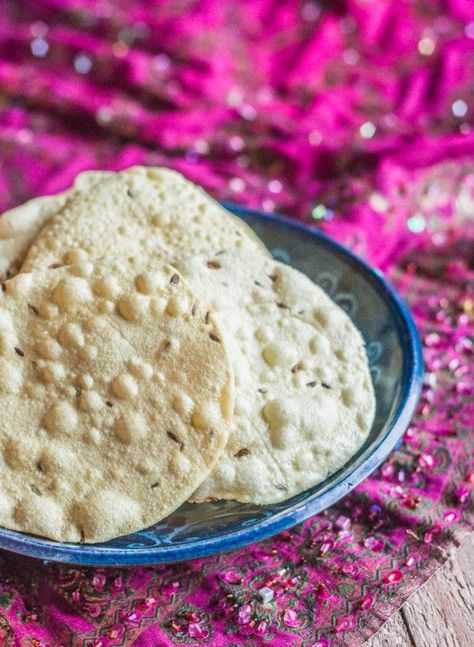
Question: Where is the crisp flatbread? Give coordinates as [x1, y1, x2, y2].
[172, 250, 375, 504]
[0, 260, 233, 542]
[20, 166, 268, 273]
[0, 170, 114, 280]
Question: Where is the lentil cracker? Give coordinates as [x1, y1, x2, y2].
[0, 259, 233, 542]
[0, 170, 114, 280]
[20, 166, 268, 272]
[172, 250, 375, 503]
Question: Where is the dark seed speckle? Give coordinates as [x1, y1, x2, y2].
[235, 448, 250, 458]
[167, 431, 185, 450]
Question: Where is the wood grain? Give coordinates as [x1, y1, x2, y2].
[368, 534, 473, 647]
[366, 610, 414, 647]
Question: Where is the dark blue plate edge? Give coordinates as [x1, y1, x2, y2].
[0, 206, 424, 566]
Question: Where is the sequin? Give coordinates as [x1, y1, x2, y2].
[359, 122, 376, 138]
[268, 180, 282, 193]
[407, 214, 426, 233]
[240, 104, 257, 120]
[455, 487, 469, 503]
[74, 54, 93, 74]
[30, 37, 49, 58]
[301, 2, 321, 21]
[335, 515, 351, 530]
[452, 99, 468, 118]
[258, 586, 274, 603]
[465, 22, 474, 38]
[96, 107, 113, 124]
[226, 88, 243, 106]
[262, 198, 275, 212]
[194, 139, 209, 154]
[418, 36, 435, 55]
[343, 48, 360, 65]
[369, 193, 389, 212]
[382, 570, 403, 584]
[312, 204, 333, 220]
[283, 608, 301, 627]
[229, 135, 244, 151]
[308, 130, 323, 145]
[228, 177, 245, 192]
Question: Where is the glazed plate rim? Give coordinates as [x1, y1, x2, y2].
[0, 205, 424, 565]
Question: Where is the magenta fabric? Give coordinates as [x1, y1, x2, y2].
[0, 1, 473, 645]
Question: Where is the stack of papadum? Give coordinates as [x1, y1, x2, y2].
[0, 167, 375, 543]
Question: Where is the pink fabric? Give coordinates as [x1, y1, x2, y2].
[0, 1, 473, 645]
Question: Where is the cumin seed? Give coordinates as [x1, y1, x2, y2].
[28, 303, 39, 315]
[235, 448, 250, 458]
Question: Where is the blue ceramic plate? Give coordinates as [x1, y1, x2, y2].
[0, 206, 423, 565]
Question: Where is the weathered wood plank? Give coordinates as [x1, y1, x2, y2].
[454, 535, 474, 588]
[367, 535, 473, 647]
[367, 610, 414, 647]
[401, 535, 473, 647]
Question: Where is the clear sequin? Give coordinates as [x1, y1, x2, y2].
[360, 122, 376, 139]
[418, 36, 435, 56]
[452, 99, 468, 118]
[407, 214, 426, 233]
[30, 37, 49, 58]
[74, 54, 93, 74]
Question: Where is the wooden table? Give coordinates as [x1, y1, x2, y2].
[368, 535, 473, 647]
